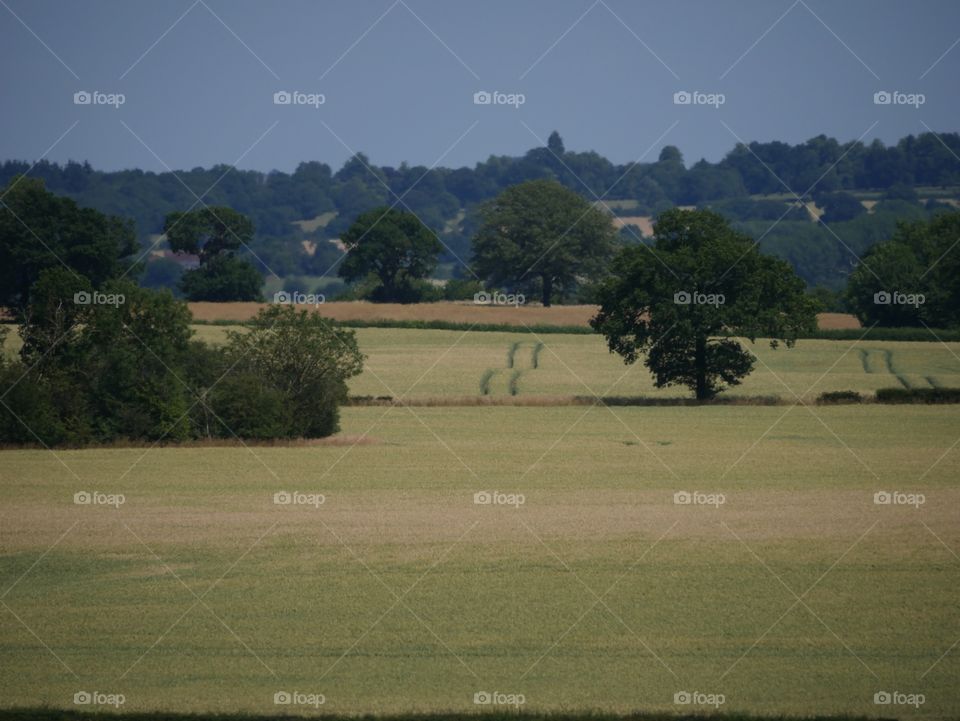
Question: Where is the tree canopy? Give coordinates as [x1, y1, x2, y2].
[472, 179, 617, 306]
[338, 206, 441, 303]
[0, 176, 136, 313]
[846, 213, 960, 328]
[163, 206, 262, 301]
[591, 208, 818, 400]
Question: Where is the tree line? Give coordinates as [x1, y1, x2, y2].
[2, 176, 958, 441]
[1, 131, 958, 292]
[0, 181, 364, 446]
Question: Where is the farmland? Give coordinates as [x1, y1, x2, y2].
[10, 322, 957, 402]
[186, 325, 960, 402]
[2, 322, 960, 718]
[2, 405, 960, 716]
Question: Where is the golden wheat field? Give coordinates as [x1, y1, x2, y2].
[188, 302, 861, 330]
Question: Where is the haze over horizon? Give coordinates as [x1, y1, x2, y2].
[2, 0, 958, 174]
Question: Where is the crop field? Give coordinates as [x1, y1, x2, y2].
[1, 403, 959, 717]
[6, 324, 959, 403]
[2, 325, 960, 718]
[182, 326, 960, 402]
[185, 302, 864, 331]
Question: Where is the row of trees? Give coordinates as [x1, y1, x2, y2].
[3, 132, 957, 240]
[0, 180, 364, 445]
[1, 285, 363, 445]
[340, 180, 615, 306]
[333, 180, 960, 322]
[5, 174, 959, 327]
[2, 131, 958, 293]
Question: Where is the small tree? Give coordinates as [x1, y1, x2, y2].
[591, 208, 817, 400]
[472, 180, 616, 306]
[163, 206, 262, 301]
[222, 305, 365, 437]
[338, 206, 441, 303]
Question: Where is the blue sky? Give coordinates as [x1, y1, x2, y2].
[1, 0, 958, 173]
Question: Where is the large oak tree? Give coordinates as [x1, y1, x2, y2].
[591, 208, 817, 400]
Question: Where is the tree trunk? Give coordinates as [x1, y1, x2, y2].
[541, 274, 553, 307]
[695, 334, 709, 401]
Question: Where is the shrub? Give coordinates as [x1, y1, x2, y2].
[224, 304, 365, 438]
[443, 278, 482, 301]
[816, 390, 863, 404]
[208, 372, 293, 439]
[875, 387, 960, 404]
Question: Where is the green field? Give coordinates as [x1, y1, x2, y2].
[194, 326, 960, 401]
[7, 325, 960, 402]
[2, 328, 960, 718]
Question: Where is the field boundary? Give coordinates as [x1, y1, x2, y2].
[0, 709, 902, 721]
[181, 318, 960, 341]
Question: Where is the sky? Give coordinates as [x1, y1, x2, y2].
[1, 0, 958, 174]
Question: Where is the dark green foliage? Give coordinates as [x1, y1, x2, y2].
[816, 191, 866, 224]
[338, 207, 442, 303]
[208, 372, 293, 439]
[178, 253, 263, 301]
[442, 278, 482, 301]
[139, 256, 185, 293]
[806, 286, 848, 313]
[163, 207, 264, 301]
[164, 206, 254, 262]
[0, 287, 364, 446]
[816, 390, 863, 404]
[846, 213, 960, 327]
[473, 179, 616, 306]
[1, 282, 193, 445]
[875, 387, 960, 403]
[4, 133, 960, 299]
[709, 197, 808, 222]
[591, 208, 818, 400]
[0, 176, 136, 314]
[221, 305, 364, 438]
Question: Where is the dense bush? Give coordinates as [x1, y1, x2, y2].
[0, 296, 364, 446]
[875, 387, 960, 404]
[816, 390, 863, 404]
